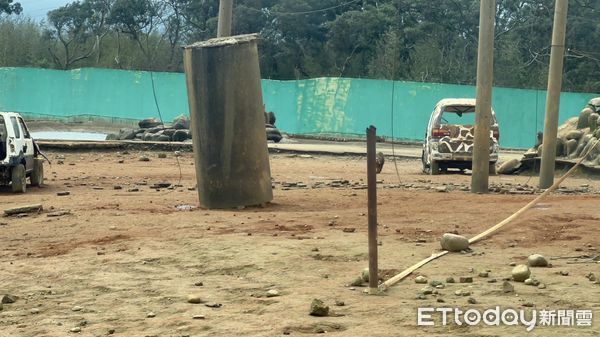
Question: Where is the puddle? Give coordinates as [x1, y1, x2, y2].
[31, 131, 107, 141]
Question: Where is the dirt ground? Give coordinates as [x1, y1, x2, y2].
[0, 150, 599, 337]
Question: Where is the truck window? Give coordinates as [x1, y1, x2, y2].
[18, 118, 31, 139]
[10, 116, 21, 138]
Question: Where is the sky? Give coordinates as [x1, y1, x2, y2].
[18, 0, 72, 21]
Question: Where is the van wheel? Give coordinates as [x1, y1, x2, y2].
[430, 160, 440, 175]
[31, 158, 44, 187]
[11, 164, 26, 193]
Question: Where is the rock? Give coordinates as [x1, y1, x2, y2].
[335, 300, 345, 306]
[522, 302, 535, 308]
[430, 280, 443, 287]
[349, 277, 364, 287]
[118, 128, 137, 140]
[309, 299, 329, 317]
[71, 305, 83, 312]
[586, 273, 597, 282]
[192, 315, 205, 320]
[440, 233, 470, 252]
[555, 138, 566, 157]
[105, 133, 119, 141]
[157, 135, 171, 142]
[361, 268, 370, 282]
[4, 204, 43, 216]
[416, 294, 427, 300]
[139, 155, 150, 162]
[524, 278, 540, 286]
[576, 108, 593, 129]
[57, 191, 70, 196]
[538, 283, 547, 289]
[566, 139, 578, 156]
[468, 297, 477, 304]
[172, 129, 190, 142]
[589, 113, 599, 132]
[139, 118, 163, 129]
[454, 289, 471, 296]
[509, 262, 516, 266]
[415, 276, 428, 284]
[146, 312, 156, 318]
[559, 270, 569, 276]
[527, 254, 548, 267]
[459, 276, 473, 283]
[502, 281, 515, 293]
[445, 277, 455, 283]
[566, 129, 585, 140]
[512, 264, 531, 282]
[194, 281, 204, 287]
[1, 294, 17, 304]
[420, 287, 434, 295]
[70, 327, 81, 333]
[498, 159, 521, 175]
[478, 272, 489, 278]
[487, 278, 498, 283]
[30, 308, 40, 314]
[204, 302, 222, 308]
[172, 115, 190, 130]
[266, 289, 280, 297]
[157, 153, 167, 159]
[108, 328, 116, 335]
[187, 295, 204, 304]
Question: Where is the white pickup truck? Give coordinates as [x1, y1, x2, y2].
[0, 112, 44, 193]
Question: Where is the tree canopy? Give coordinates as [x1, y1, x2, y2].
[0, 0, 598, 93]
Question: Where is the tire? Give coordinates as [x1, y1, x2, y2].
[421, 151, 429, 174]
[489, 162, 497, 175]
[11, 164, 26, 193]
[430, 160, 440, 175]
[31, 158, 44, 187]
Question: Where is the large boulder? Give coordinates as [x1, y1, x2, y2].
[566, 130, 584, 140]
[565, 139, 578, 156]
[577, 108, 594, 129]
[440, 233, 470, 252]
[498, 158, 521, 175]
[118, 128, 137, 140]
[105, 133, 119, 140]
[139, 118, 163, 129]
[555, 138, 566, 157]
[172, 129, 190, 142]
[172, 115, 190, 130]
[589, 114, 599, 132]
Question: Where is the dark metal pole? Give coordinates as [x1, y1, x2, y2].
[366, 126, 378, 294]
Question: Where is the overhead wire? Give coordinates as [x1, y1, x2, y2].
[244, 0, 361, 16]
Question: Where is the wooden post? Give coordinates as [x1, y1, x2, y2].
[471, 0, 496, 194]
[539, 0, 569, 189]
[366, 126, 378, 294]
[183, 34, 273, 209]
[217, 0, 233, 37]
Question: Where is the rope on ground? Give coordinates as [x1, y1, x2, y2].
[380, 138, 600, 291]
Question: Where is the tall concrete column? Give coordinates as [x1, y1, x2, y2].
[539, 0, 569, 189]
[217, 0, 233, 37]
[471, 0, 496, 194]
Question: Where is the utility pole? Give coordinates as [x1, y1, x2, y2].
[217, 0, 233, 37]
[539, 0, 569, 189]
[471, 0, 496, 194]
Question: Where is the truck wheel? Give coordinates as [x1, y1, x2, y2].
[489, 162, 497, 175]
[31, 158, 44, 187]
[430, 160, 440, 175]
[11, 164, 26, 193]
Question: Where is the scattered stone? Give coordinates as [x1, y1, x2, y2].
[522, 302, 535, 308]
[454, 289, 471, 296]
[30, 308, 40, 314]
[1, 294, 17, 304]
[139, 156, 150, 162]
[527, 254, 549, 267]
[559, 271, 569, 276]
[361, 268, 370, 282]
[187, 295, 204, 304]
[114, 185, 123, 190]
[586, 273, 597, 282]
[342, 228, 356, 233]
[478, 272, 489, 278]
[70, 327, 81, 333]
[524, 278, 540, 286]
[4, 204, 43, 216]
[445, 277, 456, 284]
[349, 277, 364, 287]
[194, 281, 204, 287]
[436, 298, 445, 303]
[204, 302, 222, 308]
[430, 280, 443, 287]
[459, 276, 473, 283]
[309, 299, 329, 317]
[416, 294, 427, 300]
[468, 297, 477, 304]
[57, 191, 71, 196]
[192, 315, 205, 320]
[512, 264, 531, 282]
[108, 328, 115, 334]
[487, 278, 498, 283]
[146, 312, 156, 318]
[266, 289, 280, 297]
[157, 153, 167, 159]
[71, 306, 83, 312]
[502, 281, 515, 293]
[47, 211, 71, 218]
[538, 283, 547, 289]
[415, 276, 428, 284]
[509, 262, 516, 266]
[420, 287, 434, 295]
[335, 300, 345, 306]
[440, 233, 470, 252]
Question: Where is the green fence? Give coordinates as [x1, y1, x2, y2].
[0, 67, 597, 148]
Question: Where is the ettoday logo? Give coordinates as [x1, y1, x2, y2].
[417, 307, 593, 331]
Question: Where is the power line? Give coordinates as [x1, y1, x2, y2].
[245, 0, 361, 16]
